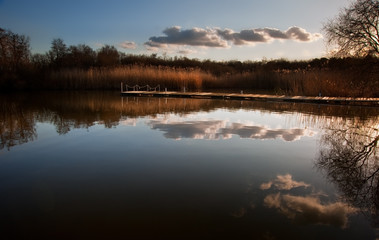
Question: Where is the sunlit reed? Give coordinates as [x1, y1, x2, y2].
[46, 65, 378, 97]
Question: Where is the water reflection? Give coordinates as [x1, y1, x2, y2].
[316, 117, 379, 225]
[260, 174, 310, 190]
[1, 91, 378, 239]
[1, 92, 378, 149]
[149, 119, 314, 141]
[263, 193, 357, 228]
[0, 97, 36, 150]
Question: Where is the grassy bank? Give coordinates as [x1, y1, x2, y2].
[44, 65, 378, 97]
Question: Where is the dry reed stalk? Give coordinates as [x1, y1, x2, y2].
[46, 65, 377, 97]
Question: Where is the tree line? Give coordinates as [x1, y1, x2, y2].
[1, 27, 377, 90]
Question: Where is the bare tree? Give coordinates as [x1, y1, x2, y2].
[323, 0, 379, 57]
[66, 44, 96, 68]
[97, 45, 120, 66]
[49, 38, 67, 68]
[0, 28, 30, 72]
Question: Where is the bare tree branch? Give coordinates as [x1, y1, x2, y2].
[323, 0, 379, 57]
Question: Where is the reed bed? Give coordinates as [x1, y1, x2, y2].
[46, 65, 378, 97]
[207, 69, 378, 97]
[48, 65, 214, 91]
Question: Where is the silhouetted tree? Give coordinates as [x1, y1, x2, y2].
[323, 0, 379, 57]
[97, 45, 120, 66]
[0, 28, 30, 72]
[49, 38, 67, 68]
[66, 44, 96, 68]
[31, 53, 50, 70]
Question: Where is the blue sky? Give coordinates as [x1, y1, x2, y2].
[0, 0, 350, 61]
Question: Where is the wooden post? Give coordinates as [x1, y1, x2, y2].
[121, 82, 123, 92]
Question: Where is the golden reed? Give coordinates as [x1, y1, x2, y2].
[47, 65, 378, 97]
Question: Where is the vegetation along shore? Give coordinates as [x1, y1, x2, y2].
[1, 27, 378, 97]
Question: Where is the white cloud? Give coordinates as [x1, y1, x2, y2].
[145, 26, 228, 48]
[146, 26, 322, 49]
[217, 27, 322, 45]
[119, 41, 137, 49]
[285, 27, 322, 42]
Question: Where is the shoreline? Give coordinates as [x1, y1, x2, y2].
[121, 90, 379, 106]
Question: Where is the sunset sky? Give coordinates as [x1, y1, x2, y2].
[0, 0, 350, 61]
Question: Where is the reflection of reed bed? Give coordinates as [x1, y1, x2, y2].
[119, 97, 378, 121]
[120, 97, 221, 117]
[6, 91, 379, 121]
[1, 92, 378, 150]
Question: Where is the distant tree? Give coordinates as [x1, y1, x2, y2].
[97, 45, 120, 66]
[31, 53, 50, 69]
[0, 28, 30, 72]
[323, 0, 379, 57]
[67, 44, 96, 68]
[49, 38, 67, 67]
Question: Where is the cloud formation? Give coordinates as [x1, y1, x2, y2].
[119, 41, 137, 49]
[260, 174, 310, 190]
[146, 26, 322, 49]
[145, 26, 228, 48]
[217, 27, 322, 45]
[264, 193, 357, 228]
[148, 120, 314, 141]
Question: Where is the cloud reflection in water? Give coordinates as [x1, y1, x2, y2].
[260, 174, 310, 190]
[149, 119, 315, 141]
[261, 174, 357, 228]
[149, 120, 226, 139]
[264, 193, 357, 228]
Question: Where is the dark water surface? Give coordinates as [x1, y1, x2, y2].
[1, 91, 378, 239]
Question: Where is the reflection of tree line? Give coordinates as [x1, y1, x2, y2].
[1, 92, 378, 148]
[0, 98, 36, 150]
[316, 118, 379, 226]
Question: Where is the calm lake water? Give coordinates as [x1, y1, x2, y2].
[1, 91, 378, 239]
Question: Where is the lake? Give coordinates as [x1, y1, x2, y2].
[0, 91, 378, 239]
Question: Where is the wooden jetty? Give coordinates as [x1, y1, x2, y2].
[120, 90, 379, 106]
